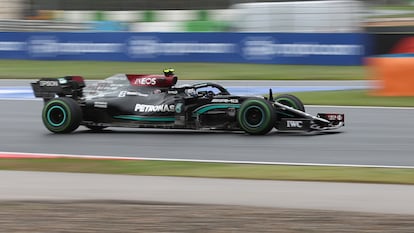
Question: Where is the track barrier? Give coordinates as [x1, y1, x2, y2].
[0, 32, 369, 65]
[367, 55, 414, 96]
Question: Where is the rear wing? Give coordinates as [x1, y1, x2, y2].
[31, 76, 85, 101]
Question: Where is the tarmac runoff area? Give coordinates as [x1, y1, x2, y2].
[1, 170, 414, 215]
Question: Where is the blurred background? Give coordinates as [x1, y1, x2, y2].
[1, 0, 413, 33]
[1, 0, 414, 94]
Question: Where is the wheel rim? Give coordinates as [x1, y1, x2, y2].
[47, 106, 67, 127]
[244, 106, 264, 127]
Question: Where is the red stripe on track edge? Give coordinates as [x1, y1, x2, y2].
[0, 152, 142, 161]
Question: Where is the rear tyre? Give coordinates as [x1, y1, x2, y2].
[237, 98, 275, 135]
[42, 97, 82, 133]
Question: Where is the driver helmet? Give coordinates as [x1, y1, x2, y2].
[163, 68, 175, 76]
[185, 88, 197, 97]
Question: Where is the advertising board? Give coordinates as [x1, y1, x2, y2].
[0, 32, 369, 65]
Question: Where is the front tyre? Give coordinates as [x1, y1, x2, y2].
[274, 94, 305, 130]
[42, 97, 82, 133]
[274, 94, 305, 112]
[237, 98, 276, 135]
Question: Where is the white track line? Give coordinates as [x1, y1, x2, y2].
[1, 151, 413, 169]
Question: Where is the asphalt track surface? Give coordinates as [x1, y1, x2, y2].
[1, 99, 413, 167]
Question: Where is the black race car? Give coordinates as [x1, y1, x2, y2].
[31, 69, 344, 135]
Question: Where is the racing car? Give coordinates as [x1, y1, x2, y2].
[31, 69, 344, 135]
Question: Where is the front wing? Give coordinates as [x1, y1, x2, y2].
[273, 101, 344, 131]
[276, 114, 344, 131]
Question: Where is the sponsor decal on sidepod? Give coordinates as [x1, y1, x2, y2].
[134, 104, 175, 113]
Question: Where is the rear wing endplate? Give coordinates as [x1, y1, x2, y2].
[31, 76, 85, 101]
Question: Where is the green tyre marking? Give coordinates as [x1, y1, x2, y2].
[275, 94, 305, 112]
[274, 94, 305, 130]
[237, 99, 274, 135]
[41, 98, 82, 133]
[276, 97, 298, 109]
[42, 99, 72, 133]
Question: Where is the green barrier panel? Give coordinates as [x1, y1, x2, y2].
[185, 20, 228, 32]
[95, 11, 104, 21]
[143, 11, 155, 22]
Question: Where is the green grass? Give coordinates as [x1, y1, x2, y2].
[373, 5, 414, 11]
[0, 158, 413, 185]
[0, 60, 365, 80]
[288, 90, 414, 107]
[369, 5, 414, 18]
[370, 13, 414, 18]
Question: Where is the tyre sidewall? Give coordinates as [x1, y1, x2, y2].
[237, 98, 275, 135]
[42, 98, 82, 133]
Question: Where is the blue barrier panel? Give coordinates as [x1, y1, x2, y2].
[0, 32, 370, 65]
